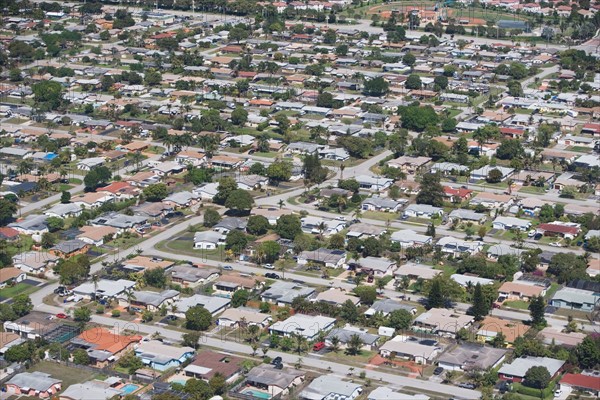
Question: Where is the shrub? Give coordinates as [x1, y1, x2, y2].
[96, 305, 105, 314]
[111, 309, 121, 318]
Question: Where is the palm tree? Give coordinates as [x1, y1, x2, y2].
[278, 199, 284, 209]
[124, 289, 136, 311]
[317, 222, 327, 240]
[292, 333, 307, 354]
[91, 274, 99, 299]
[131, 151, 143, 172]
[330, 336, 340, 353]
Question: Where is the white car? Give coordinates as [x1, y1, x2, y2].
[264, 264, 275, 270]
[527, 229, 536, 238]
[549, 242, 563, 247]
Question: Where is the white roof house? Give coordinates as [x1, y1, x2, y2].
[499, 356, 565, 380]
[492, 216, 532, 231]
[73, 279, 135, 299]
[269, 314, 336, 340]
[299, 375, 362, 400]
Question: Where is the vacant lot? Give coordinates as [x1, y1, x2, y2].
[29, 361, 97, 389]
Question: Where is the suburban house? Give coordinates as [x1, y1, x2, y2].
[354, 256, 397, 277]
[365, 299, 417, 317]
[119, 289, 180, 312]
[388, 156, 431, 173]
[183, 350, 243, 383]
[536, 222, 581, 239]
[0, 267, 27, 289]
[315, 288, 360, 307]
[244, 365, 305, 398]
[451, 274, 494, 288]
[498, 356, 564, 382]
[518, 197, 546, 216]
[44, 203, 83, 219]
[135, 340, 195, 371]
[470, 192, 513, 209]
[0, 332, 24, 355]
[538, 327, 587, 348]
[448, 209, 487, 225]
[57, 378, 124, 400]
[49, 239, 90, 258]
[470, 165, 514, 181]
[5, 371, 62, 398]
[498, 281, 546, 301]
[559, 373, 600, 397]
[69, 327, 142, 367]
[390, 229, 432, 247]
[354, 175, 393, 192]
[437, 343, 507, 372]
[193, 231, 224, 249]
[298, 248, 346, 269]
[216, 307, 272, 328]
[269, 314, 336, 340]
[213, 274, 265, 298]
[261, 281, 316, 306]
[168, 264, 220, 287]
[492, 216, 531, 231]
[346, 223, 386, 240]
[121, 256, 175, 273]
[550, 287, 600, 312]
[325, 327, 380, 351]
[361, 196, 405, 212]
[413, 308, 474, 337]
[8, 214, 49, 236]
[443, 186, 473, 203]
[299, 375, 363, 400]
[403, 204, 444, 219]
[395, 263, 442, 281]
[436, 237, 483, 257]
[90, 212, 147, 232]
[173, 294, 230, 317]
[76, 225, 118, 246]
[300, 216, 346, 237]
[72, 279, 136, 301]
[379, 335, 440, 364]
[476, 316, 530, 345]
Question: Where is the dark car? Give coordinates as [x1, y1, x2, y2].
[533, 233, 543, 240]
[458, 383, 476, 389]
[433, 367, 444, 375]
[273, 362, 283, 369]
[265, 272, 280, 279]
[271, 356, 282, 365]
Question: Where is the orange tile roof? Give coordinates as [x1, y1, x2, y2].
[77, 327, 141, 354]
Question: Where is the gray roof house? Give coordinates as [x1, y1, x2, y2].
[430, 162, 469, 175]
[437, 344, 507, 372]
[325, 327, 380, 350]
[6, 371, 62, 397]
[355, 256, 397, 276]
[499, 356, 564, 381]
[449, 209, 488, 224]
[59, 379, 122, 400]
[193, 231, 224, 250]
[169, 264, 220, 287]
[173, 294, 230, 317]
[365, 299, 417, 317]
[436, 237, 483, 256]
[73, 279, 135, 300]
[44, 202, 83, 219]
[492, 216, 531, 231]
[91, 212, 147, 230]
[270, 314, 336, 340]
[298, 248, 346, 269]
[361, 196, 406, 212]
[261, 281, 315, 305]
[122, 289, 180, 311]
[213, 217, 248, 234]
[470, 165, 514, 181]
[8, 214, 48, 235]
[404, 204, 444, 219]
[390, 229, 432, 247]
[245, 365, 305, 398]
[299, 375, 362, 400]
[550, 287, 600, 312]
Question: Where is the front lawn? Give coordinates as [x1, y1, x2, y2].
[503, 300, 529, 310]
[0, 282, 40, 299]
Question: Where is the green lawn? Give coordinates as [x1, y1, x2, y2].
[503, 300, 529, 310]
[363, 210, 400, 222]
[0, 283, 40, 298]
[517, 186, 546, 194]
[30, 361, 97, 389]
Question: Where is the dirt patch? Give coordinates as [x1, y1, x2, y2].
[368, 354, 424, 378]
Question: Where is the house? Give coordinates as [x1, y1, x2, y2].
[44, 203, 83, 219]
[90, 212, 146, 231]
[298, 248, 346, 269]
[403, 204, 444, 219]
[236, 174, 269, 191]
[498, 281, 546, 301]
[388, 156, 431, 173]
[315, 288, 360, 307]
[325, 327, 379, 351]
[537, 222, 581, 239]
[492, 216, 531, 231]
[216, 307, 272, 328]
[69, 327, 142, 367]
[135, 340, 195, 371]
[5, 371, 62, 398]
[0, 267, 26, 289]
[365, 299, 417, 317]
[261, 281, 316, 305]
[518, 197, 546, 216]
[50, 239, 90, 258]
[183, 350, 244, 383]
[12, 251, 59, 273]
[390, 229, 432, 247]
[346, 223, 386, 240]
[470, 165, 514, 181]
[430, 162, 469, 176]
[300, 216, 346, 237]
[213, 217, 248, 235]
[476, 316, 530, 345]
[173, 294, 230, 317]
[76, 225, 118, 246]
[251, 207, 290, 224]
[0, 332, 24, 355]
[354, 175, 393, 192]
[559, 373, 600, 396]
[8, 214, 49, 236]
[120, 289, 180, 312]
[244, 365, 305, 398]
[0, 227, 20, 241]
[72, 279, 135, 300]
[470, 192, 513, 209]
[169, 264, 219, 287]
[437, 344, 507, 372]
[58, 378, 123, 400]
[213, 274, 264, 298]
[152, 161, 185, 176]
[369, 388, 429, 400]
[269, 314, 336, 340]
[498, 356, 564, 382]
[97, 181, 139, 202]
[354, 257, 397, 277]
[4, 311, 72, 340]
[175, 150, 206, 167]
[443, 186, 473, 203]
[77, 157, 106, 171]
[450, 274, 494, 288]
[538, 327, 586, 348]
[379, 335, 440, 364]
[193, 231, 224, 249]
[413, 308, 473, 337]
[162, 191, 200, 208]
[361, 196, 405, 212]
[436, 237, 483, 257]
[550, 287, 600, 312]
[448, 209, 487, 225]
[395, 263, 442, 281]
[299, 375, 362, 400]
[121, 256, 175, 273]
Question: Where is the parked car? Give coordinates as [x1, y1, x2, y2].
[313, 342, 325, 352]
[271, 357, 282, 365]
[273, 362, 283, 369]
[264, 264, 275, 269]
[55, 313, 68, 319]
[527, 229, 536, 238]
[222, 265, 233, 271]
[265, 272, 280, 279]
[433, 367, 444, 375]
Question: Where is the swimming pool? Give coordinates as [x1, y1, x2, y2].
[120, 384, 141, 394]
[170, 379, 188, 386]
[241, 388, 271, 399]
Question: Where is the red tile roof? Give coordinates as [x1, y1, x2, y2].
[0, 227, 20, 239]
[538, 223, 580, 235]
[560, 373, 600, 391]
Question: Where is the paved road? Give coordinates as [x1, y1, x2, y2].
[19, 183, 85, 215]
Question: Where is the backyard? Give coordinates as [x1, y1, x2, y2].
[29, 361, 98, 390]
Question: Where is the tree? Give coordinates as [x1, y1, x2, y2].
[316, 92, 334, 108]
[426, 223, 436, 238]
[427, 278, 445, 309]
[523, 366, 551, 390]
[182, 331, 202, 349]
[340, 299, 359, 323]
[324, 29, 337, 44]
[144, 268, 166, 288]
[335, 43, 349, 56]
[231, 290, 250, 308]
[405, 74, 422, 90]
[185, 305, 212, 331]
[225, 231, 249, 255]
[72, 348, 90, 365]
[547, 253, 588, 283]
[402, 52, 416, 67]
[303, 152, 327, 184]
[491, 332, 507, 348]
[224, 189, 254, 213]
[470, 283, 490, 321]
[209, 373, 227, 395]
[575, 335, 600, 369]
[203, 208, 221, 227]
[398, 105, 439, 132]
[74, 306, 91, 324]
[346, 334, 364, 355]
[12, 294, 33, 317]
[441, 118, 457, 132]
[388, 309, 413, 330]
[416, 173, 444, 207]
[144, 69, 162, 86]
[0, 198, 17, 226]
[267, 161, 292, 183]
[247, 215, 270, 235]
[83, 166, 111, 191]
[184, 378, 214, 399]
[363, 77, 389, 97]
[32, 80, 64, 110]
[143, 183, 168, 202]
[60, 190, 71, 204]
[486, 168, 503, 183]
[528, 295, 547, 328]
[46, 216, 64, 233]
[434, 75, 449, 90]
[353, 286, 377, 305]
[231, 107, 248, 126]
[275, 214, 302, 240]
[496, 139, 525, 160]
[274, 114, 290, 135]
[257, 241, 281, 264]
[214, 177, 238, 205]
